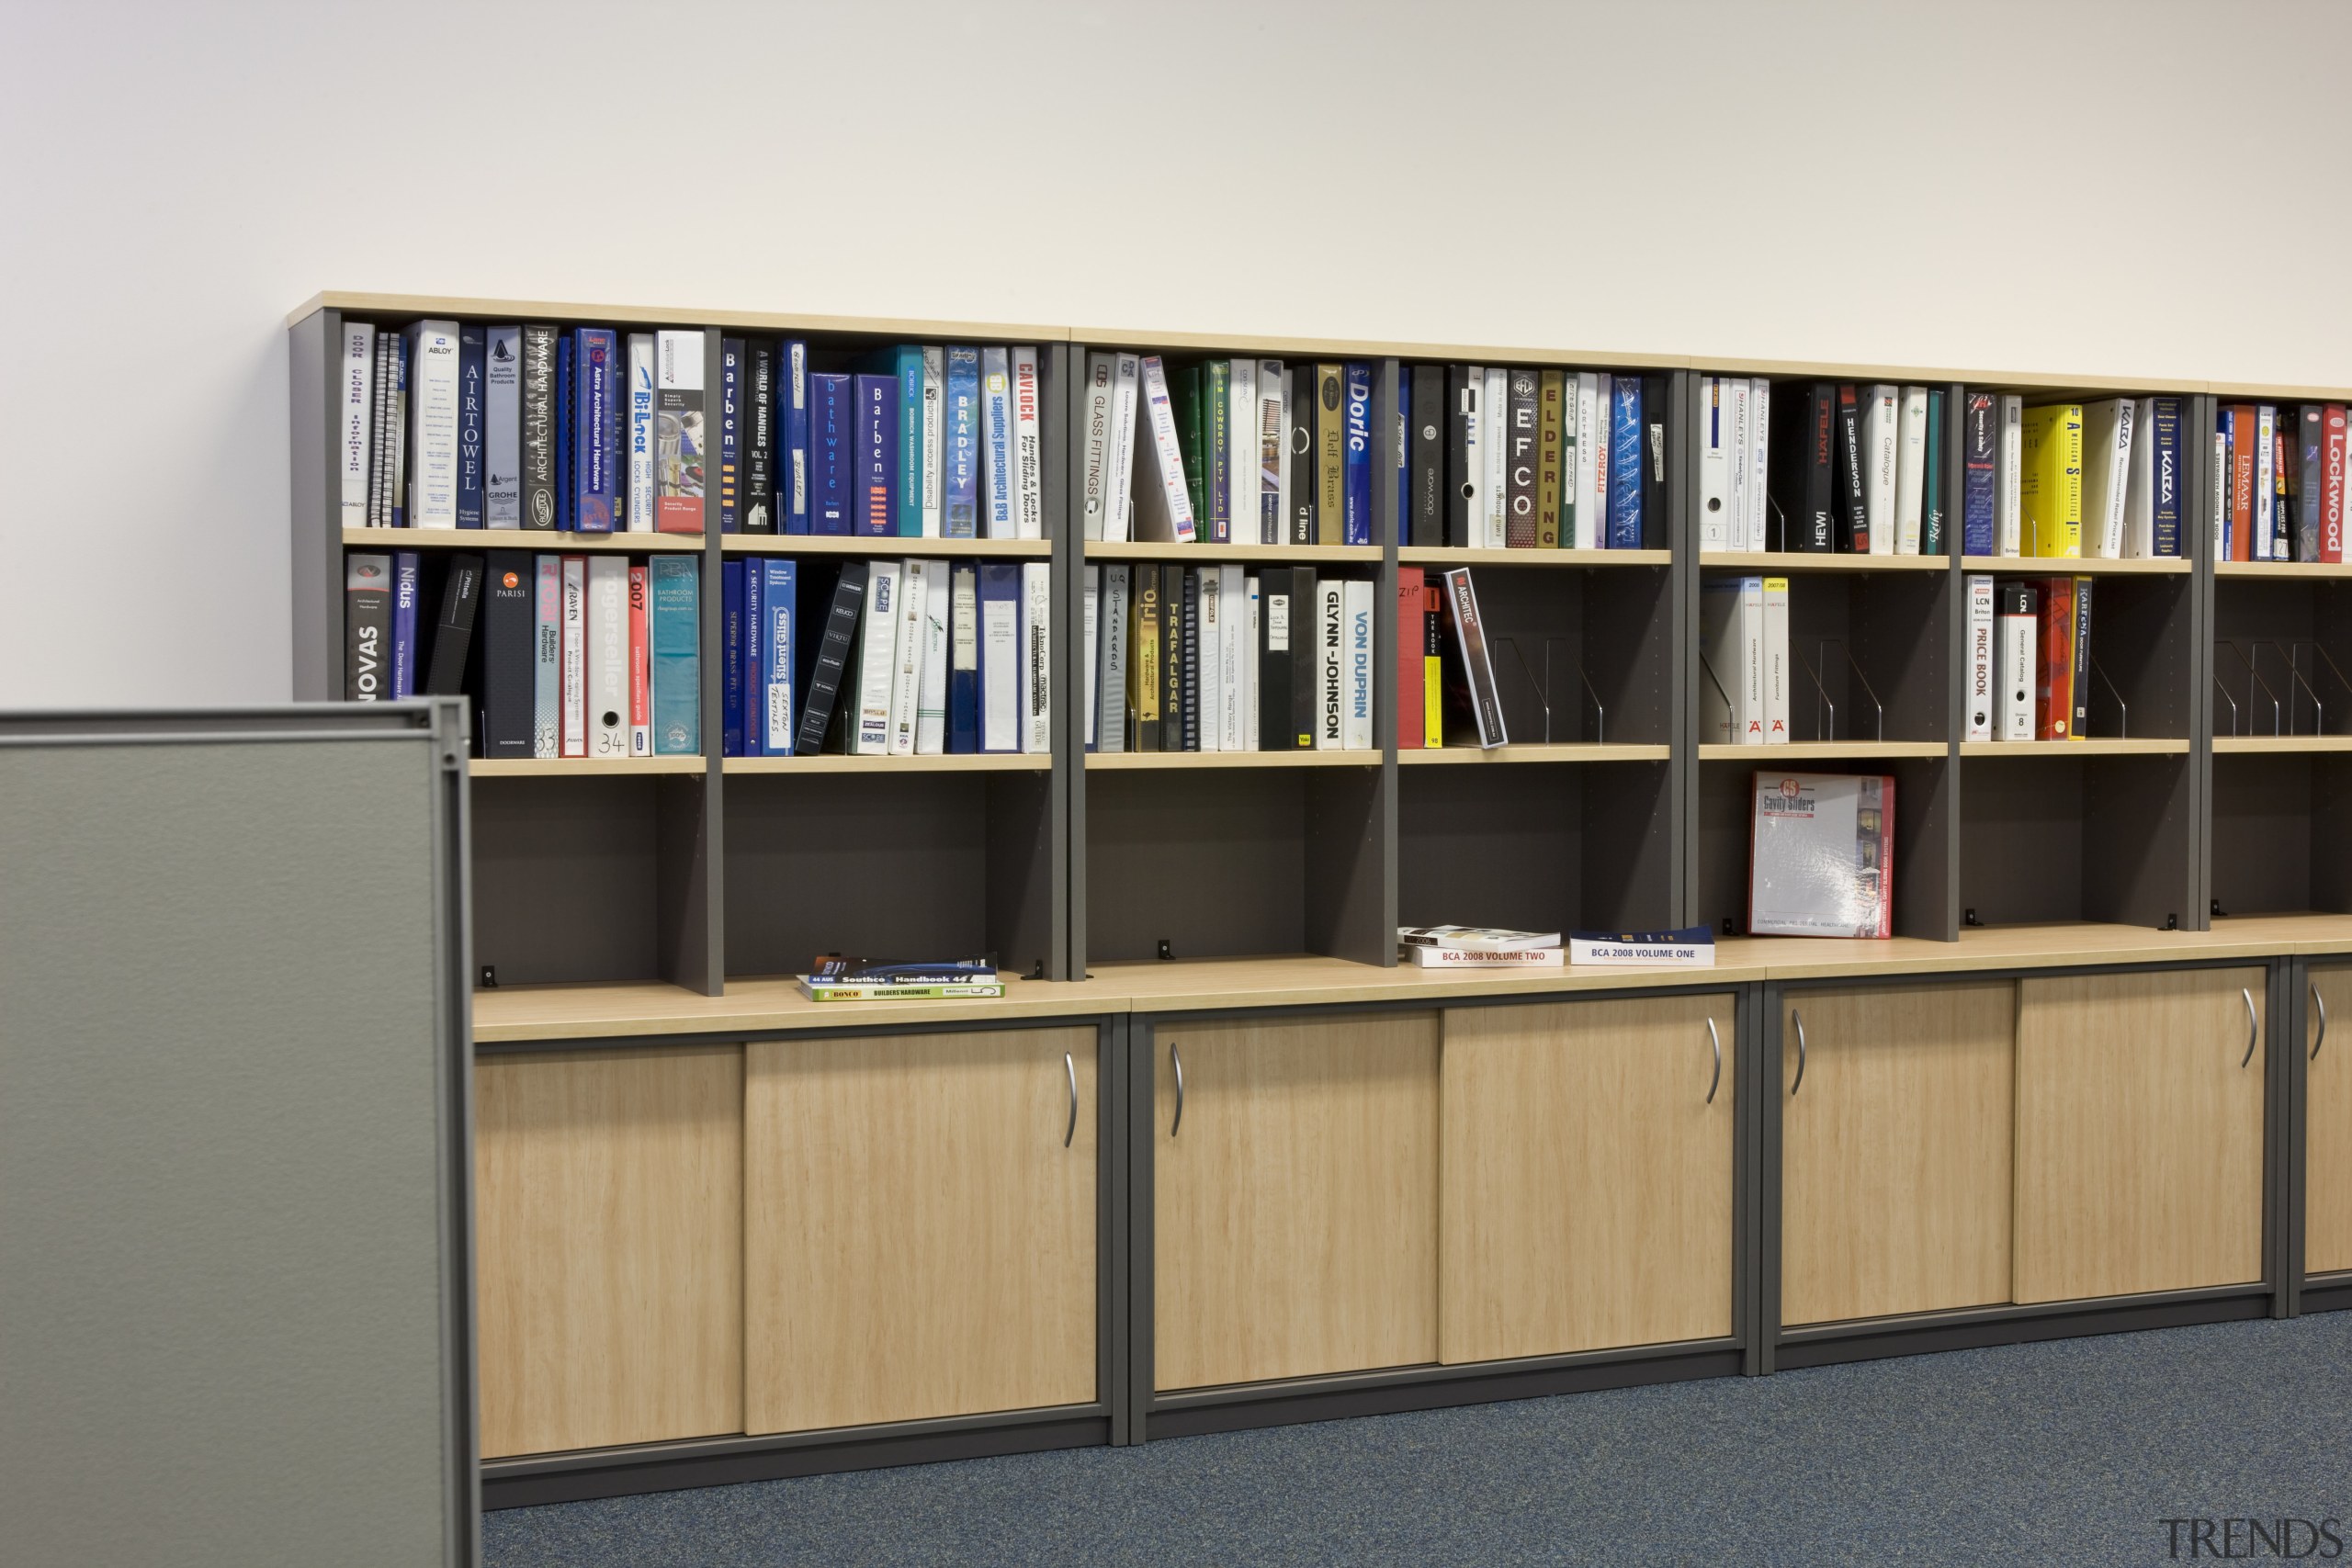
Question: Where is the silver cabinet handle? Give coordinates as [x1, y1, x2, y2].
[2314, 983, 2329, 1063]
[1064, 1052, 1078, 1148]
[1705, 1017, 1723, 1105]
[2242, 987, 2259, 1069]
[1170, 1042, 1184, 1137]
[1790, 1010, 1807, 1098]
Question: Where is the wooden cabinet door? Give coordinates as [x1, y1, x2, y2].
[474, 1046, 744, 1458]
[1153, 1012, 1440, 1391]
[1439, 995, 1736, 1364]
[743, 1027, 1096, 1435]
[2015, 967, 2267, 1303]
[1780, 984, 2016, 1326]
[2307, 967, 2352, 1276]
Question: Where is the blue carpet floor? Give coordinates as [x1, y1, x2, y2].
[484, 1313, 2352, 1567]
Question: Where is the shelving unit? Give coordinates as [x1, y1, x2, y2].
[286, 298, 2352, 1506]
[288, 296, 2352, 1002]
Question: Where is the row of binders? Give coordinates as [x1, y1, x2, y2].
[1080, 565, 1376, 750]
[1405, 367, 1671, 549]
[725, 560, 1051, 757]
[1076, 564, 1517, 753]
[2215, 401, 2350, 561]
[1730, 385, 2190, 559]
[344, 551, 701, 756]
[1701, 570, 2109, 745]
[1965, 575, 2101, 742]
[1080, 355, 1379, 545]
[337, 321, 1049, 539]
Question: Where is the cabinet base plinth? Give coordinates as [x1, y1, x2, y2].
[1775, 1288, 2270, 1371]
[1144, 1345, 1743, 1442]
[481, 1411, 1112, 1510]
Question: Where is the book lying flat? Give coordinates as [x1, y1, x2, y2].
[1405, 945, 1564, 969]
[1397, 924, 1562, 951]
[798, 979, 1006, 1002]
[1568, 928, 1716, 966]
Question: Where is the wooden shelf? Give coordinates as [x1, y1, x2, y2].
[1961, 739, 2190, 757]
[2212, 734, 2352, 754]
[292, 291, 1065, 343]
[722, 536, 1051, 558]
[2215, 560, 2352, 580]
[1066, 324, 1687, 369]
[469, 918, 2352, 1043]
[1958, 555, 2192, 577]
[471, 974, 1126, 1044]
[1086, 750, 1380, 770]
[342, 525, 703, 554]
[472, 756, 707, 778]
[1691, 356, 2208, 400]
[1397, 547, 1669, 569]
[1398, 743, 1670, 765]
[1084, 541, 1380, 565]
[727, 753, 1049, 773]
[1700, 551, 1947, 573]
[1700, 741, 1947, 761]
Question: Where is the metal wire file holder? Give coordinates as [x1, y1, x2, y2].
[1799, 639, 1883, 743]
[2085, 653, 2129, 739]
[1493, 635, 1603, 744]
[2210, 638, 2349, 736]
[2211, 634, 2342, 738]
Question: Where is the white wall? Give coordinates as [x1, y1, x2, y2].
[4, 0, 2347, 705]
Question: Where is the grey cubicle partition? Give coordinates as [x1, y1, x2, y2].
[0, 704, 477, 1568]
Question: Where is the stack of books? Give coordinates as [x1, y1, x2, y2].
[1965, 576, 2096, 742]
[338, 320, 712, 536]
[1404, 366, 1669, 550]
[335, 321, 1049, 540]
[345, 548, 700, 759]
[1953, 394, 2187, 560]
[2213, 400, 2347, 562]
[1755, 382, 1947, 555]
[797, 959, 1004, 1002]
[725, 558, 1049, 758]
[1081, 355, 1376, 545]
[1398, 926, 1565, 968]
[1699, 575, 1792, 746]
[1082, 565, 1376, 752]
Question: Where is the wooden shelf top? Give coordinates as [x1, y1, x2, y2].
[342, 525, 704, 554]
[1700, 551, 1948, 573]
[300, 294, 2349, 406]
[473, 973, 1129, 1044]
[1689, 355, 2210, 400]
[1700, 741, 1948, 761]
[1397, 547, 1670, 569]
[1066, 324, 1687, 370]
[726, 753, 1048, 774]
[291, 291, 1067, 342]
[2215, 560, 2352, 580]
[1398, 743, 1671, 765]
[1960, 555, 2193, 577]
[470, 916, 2352, 1042]
[472, 756, 705, 778]
[1086, 750, 1379, 770]
[723, 536, 1051, 558]
[1084, 541, 1380, 564]
[1961, 739, 2190, 757]
[2207, 380, 2352, 403]
[2212, 734, 2352, 754]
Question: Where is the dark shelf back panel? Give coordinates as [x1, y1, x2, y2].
[472, 778, 667, 987]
